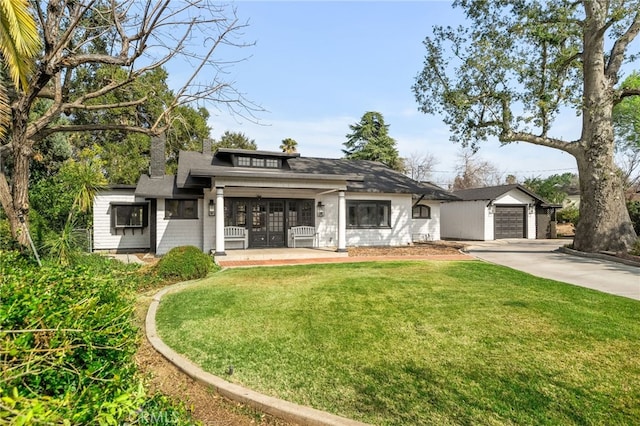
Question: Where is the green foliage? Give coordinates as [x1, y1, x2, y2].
[280, 137, 298, 153]
[0, 250, 194, 423]
[155, 246, 216, 281]
[64, 66, 211, 184]
[627, 200, 640, 235]
[557, 204, 579, 226]
[613, 72, 640, 151]
[213, 130, 257, 151]
[412, 1, 588, 147]
[523, 173, 578, 204]
[343, 111, 402, 170]
[630, 239, 640, 256]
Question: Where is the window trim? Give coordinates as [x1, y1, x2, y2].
[346, 200, 391, 229]
[234, 155, 281, 169]
[164, 199, 199, 220]
[412, 204, 431, 219]
[110, 203, 148, 229]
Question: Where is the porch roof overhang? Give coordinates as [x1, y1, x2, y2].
[190, 168, 363, 191]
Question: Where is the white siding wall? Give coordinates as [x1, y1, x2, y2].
[411, 201, 441, 241]
[155, 198, 203, 255]
[316, 193, 337, 247]
[202, 191, 216, 253]
[93, 190, 150, 251]
[441, 200, 488, 240]
[346, 193, 413, 246]
[494, 189, 536, 239]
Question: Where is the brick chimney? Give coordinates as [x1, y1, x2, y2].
[150, 134, 165, 179]
[202, 138, 213, 154]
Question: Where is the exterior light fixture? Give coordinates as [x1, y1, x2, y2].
[528, 204, 535, 214]
[316, 201, 325, 217]
[488, 204, 495, 214]
[208, 199, 215, 216]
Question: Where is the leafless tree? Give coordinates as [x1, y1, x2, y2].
[450, 150, 503, 190]
[0, 0, 258, 246]
[617, 148, 640, 195]
[402, 151, 438, 182]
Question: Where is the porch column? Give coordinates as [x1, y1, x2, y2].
[214, 187, 225, 256]
[337, 190, 347, 252]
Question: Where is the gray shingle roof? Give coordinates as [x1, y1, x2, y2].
[452, 184, 559, 206]
[135, 175, 203, 198]
[142, 149, 458, 200]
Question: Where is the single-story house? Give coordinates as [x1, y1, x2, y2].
[93, 137, 458, 255]
[440, 184, 561, 241]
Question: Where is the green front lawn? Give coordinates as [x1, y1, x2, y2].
[156, 261, 640, 425]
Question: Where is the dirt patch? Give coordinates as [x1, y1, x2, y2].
[556, 222, 575, 237]
[348, 242, 466, 257]
[134, 295, 296, 426]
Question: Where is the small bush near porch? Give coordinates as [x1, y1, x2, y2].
[156, 261, 640, 425]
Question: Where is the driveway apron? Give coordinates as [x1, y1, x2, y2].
[467, 239, 640, 301]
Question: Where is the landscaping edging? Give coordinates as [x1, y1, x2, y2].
[145, 281, 370, 426]
[557, 246, 640, 267]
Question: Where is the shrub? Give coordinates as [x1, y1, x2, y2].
[627, 200, 640, 235]
[557, 204, 580, 226]
[0, 250, 193, 424]
[155, 245, 216, 281]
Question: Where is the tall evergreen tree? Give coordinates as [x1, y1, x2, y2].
[343, 111, 403, 170]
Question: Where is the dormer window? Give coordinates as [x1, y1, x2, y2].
[235, 155, 281, 169]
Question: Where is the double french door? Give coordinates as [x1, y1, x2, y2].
[250, 200, 285, 248]
[225, 198, 314, 248]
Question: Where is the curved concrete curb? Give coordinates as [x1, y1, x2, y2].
[146, 282, 371, 426]
[557, 246, 640, 268]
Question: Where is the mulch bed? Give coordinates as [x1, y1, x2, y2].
[348, 242, 466, 257]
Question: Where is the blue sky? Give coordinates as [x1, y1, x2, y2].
[193, 1, 581, 187]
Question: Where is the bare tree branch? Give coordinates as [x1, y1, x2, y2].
[606, 11, 640, 80]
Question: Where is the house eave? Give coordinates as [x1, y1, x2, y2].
[190, 168, 364, 182]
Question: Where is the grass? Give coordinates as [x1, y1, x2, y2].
[155, 261, 640, 425]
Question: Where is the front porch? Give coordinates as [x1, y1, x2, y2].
[215, 247, 348, 267]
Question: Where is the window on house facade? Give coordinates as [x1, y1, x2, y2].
[347, 200, 391, 228]
[412, 205, 431, 219]
[235, 156, 281, 169]
[111, 204, 148, 228]
[165, 199, 198, 219]
[237, 156, 251, 166]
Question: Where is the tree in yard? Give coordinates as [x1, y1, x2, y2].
[280, 137, 298, 153]
[413, 0, 640, 252]
[451, 150, 502, 190]
[213, 131, 257, 151]
[403, 151, 438, 182]
[66, 66, 211, 183]
[523, 173, 579, 204]
[343, 111, 403, 171]
[0, 1, 255, 248]
[613, 72, 640, 193]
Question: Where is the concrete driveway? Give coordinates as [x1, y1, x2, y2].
[466, 239, 640, 301]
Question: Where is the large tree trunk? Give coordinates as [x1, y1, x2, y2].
[573, 1, 638, 252]
[574, 150, 636, 252]
[0, 117, 32, 248]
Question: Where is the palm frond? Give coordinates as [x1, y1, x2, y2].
[0, 0, 41, 90]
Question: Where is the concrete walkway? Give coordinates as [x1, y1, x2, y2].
[466, 239, 640, 300]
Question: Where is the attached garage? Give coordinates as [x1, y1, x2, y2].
[494, 206, 526, 239]
[440, 184, 561, 241]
